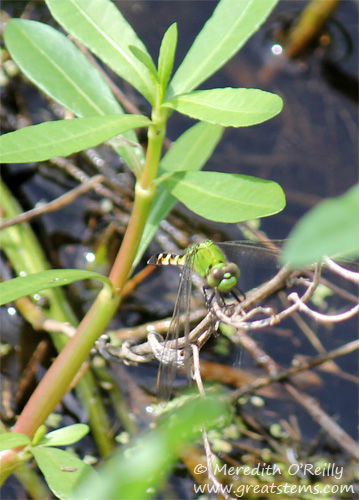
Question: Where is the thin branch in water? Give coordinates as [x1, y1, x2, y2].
[0, 175, 104, 230]
[232, 339, 359, 399]
[288, 293, 359, 322]
[192, 343, 205, 398]
[51, 157, 127, 208]
[192, 344, 234, 499]
[323, 256, 359, 283]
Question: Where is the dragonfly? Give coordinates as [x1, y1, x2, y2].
[149, 239, 358, 402]
[148, 239, 284, 402]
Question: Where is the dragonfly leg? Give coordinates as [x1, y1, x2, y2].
[205, 287, 236, 310]
[231, 287, 245, 303]
[207, 289, 245, 325]
[203, 286, 215, 307]
[148, 331, 185, 368]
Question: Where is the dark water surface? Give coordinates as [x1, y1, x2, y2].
[1, 1, 358, 495]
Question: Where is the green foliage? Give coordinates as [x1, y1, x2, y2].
[31, 447, 96, 500]
[162, 88, 283, 127]
[32, 425, 47, 446]
[282, 184, 359, 266]
[129, 45, 159, 85]
[1, 399, 228, 500]
[156, 171, 285, 223]
[4, 19, 124, 117]
[1, 425, 91, 500]
[76, 396, 230, 500]
[158, 23, 178, 91]
[1, 0, 285, 230]
[3, 19, 143, 166]
[0, 269, 113, 306]
[35, 424, 90, 448]
[168, 0, 279, 96]
[0, 115, 149, 163]
[1, 0, 285, 289]
[0, 433, 31, 452]
[46, 0, 156, 104]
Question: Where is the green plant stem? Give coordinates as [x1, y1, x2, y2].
[109, 121, 166, 290]
[1, 117, 167, 482]
[0, 288, 119, 483]
[0, 182, 114, 459]
[11, 287, 119, 437]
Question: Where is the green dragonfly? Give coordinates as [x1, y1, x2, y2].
[148, 239, 284, 402]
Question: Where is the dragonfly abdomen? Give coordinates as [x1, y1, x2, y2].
[148, 252, 186, 267]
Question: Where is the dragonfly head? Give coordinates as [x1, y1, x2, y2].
[207, 262, 240, 292]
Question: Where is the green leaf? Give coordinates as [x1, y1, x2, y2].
[0, 269, 113, 306]
[32, 425, 47, 446]
[4, 19, 143, 168]
[4, 20, 123, 118]
[31, 447, 96, 500]
[0, 115, 150, 163]
[0, 432, 31, 452]
[129, 45, 159, 84]
[161, 122, 224, 173]
[156, 171, 286, 222]
[75, 396, 229, 500]
[162, 88, 283, 127]
[132, 122, 224, 269]
[46, 0, 155, 104]
[37, 424, 89, 448]
[282, 184, 359, 267]
[158, 23, 178, 91]
[168, 0, 279, 96]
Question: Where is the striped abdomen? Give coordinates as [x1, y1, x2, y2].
[148, 252, 186, 267]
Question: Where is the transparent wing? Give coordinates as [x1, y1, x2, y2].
[157, 247, 196, 403]
[218, 240, 284, 268]
[219, 240, 358, 271]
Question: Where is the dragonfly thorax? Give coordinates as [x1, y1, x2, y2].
[206, 262, 240, 292]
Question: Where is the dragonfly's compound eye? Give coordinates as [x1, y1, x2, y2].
[207, 262, 240, 292]
[217, 263, 240, 293]
[208, 266, 225, 287]
[226, 263, 240, 280]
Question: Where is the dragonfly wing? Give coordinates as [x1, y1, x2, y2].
[220, 240, 359, 271]
[157, 248, 196, 403]
[218, 240, 283, 267]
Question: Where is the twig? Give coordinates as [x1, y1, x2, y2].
[192, 344, 205, 397]
[192, 344, 234, 500]
[41, 319, 76, 337]
[15, 341, 48, 403]
[51, 157, 127, 208]
[109, 307, 207, 341]
[213, 263, 321, 330]
[232, 339, 359, 398]
[288, 293, 359, 322]
[323, 256, 359, 283]
[0, 175, 104, 230]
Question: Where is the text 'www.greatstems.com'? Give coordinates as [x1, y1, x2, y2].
[193, 482, 355, 498]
